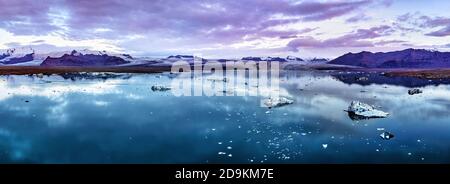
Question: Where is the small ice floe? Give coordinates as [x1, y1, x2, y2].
[263, 97, 294, 109]
[408, 88, 423, 95]
[380, 131, 395, 140]
[36, 73, 44, 78]
[207, 78, 228, 82]
[151, 85, 171, 91]
[346, 101, 389, 120]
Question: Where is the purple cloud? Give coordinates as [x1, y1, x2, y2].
[418, 16, 450, 28]
[346, 13, 371, 23]
[374, 40, 407, 46]
[426, 26, 450, 37]
[295, 0, 372, 21]
[287, 25, 394, 51]
[0, 0, 373, 40]
[0, 0, 58, 35]
[418, 16, 450, 37]
[396, 13, 450, 37]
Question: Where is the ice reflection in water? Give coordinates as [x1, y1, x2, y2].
[0, 71, 449, 163]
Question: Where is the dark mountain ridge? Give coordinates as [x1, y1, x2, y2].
[329, 49, 450, 68]
[40, 50, 129, 67]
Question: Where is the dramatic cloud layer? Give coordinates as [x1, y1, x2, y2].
[1, 0, 450, 57]
[287, 25, 394, 51]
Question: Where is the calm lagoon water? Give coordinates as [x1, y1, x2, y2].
[0, 70, 449, 163]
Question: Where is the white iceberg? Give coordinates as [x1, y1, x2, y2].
[347, 101, 389, 119]
[380, 131, 395, 140]
[263, 97, 294, 108]
[207, 78, 229, 82]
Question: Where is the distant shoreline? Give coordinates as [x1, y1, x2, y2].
[1, 65, 450, 79]
[0, 66, 172, 75]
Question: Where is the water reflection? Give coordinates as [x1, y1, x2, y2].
[0, 71, 449, 163]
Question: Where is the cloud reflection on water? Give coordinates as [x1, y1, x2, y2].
[0, 71, 449, 163]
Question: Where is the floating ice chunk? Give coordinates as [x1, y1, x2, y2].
[207, 78, 228, 82]
[263, 97, 294, 109]
[408, 89, 423, 95]
[347, 101, 389, 120]
[322, 144, 328, 149]
[151, 85, 171, 91]
[380, 131, 395, 140]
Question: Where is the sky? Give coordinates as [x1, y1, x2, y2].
[1, 0, 450, 58]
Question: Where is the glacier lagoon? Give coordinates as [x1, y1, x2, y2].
[0, 70, 449, 163]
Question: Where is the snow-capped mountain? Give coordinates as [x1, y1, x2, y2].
[40, 50, 132, 67]
[242, 56, 289, 62]
[0, 47, 39, 65]
[286, 56, 305, 62]
[0, 47, 329, 67]
[307, 57, 329, 63]
[0, 48, 146, 66]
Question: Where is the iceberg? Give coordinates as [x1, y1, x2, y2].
[347, 101, 389, 120]
[263, 97, 294, 109]
[207, 78, 229, 83]
[380, 131, 395, 140]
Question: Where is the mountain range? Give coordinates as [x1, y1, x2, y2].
[2, 47, 450, 69]
[0, 47, 326, 67]
[328, 48, 450, 68]
[40, 50, 130, 67]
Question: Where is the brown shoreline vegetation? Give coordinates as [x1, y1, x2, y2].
[383, 69, 450, 79]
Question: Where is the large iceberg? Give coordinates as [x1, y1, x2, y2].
[263, 97, 294, 109]
[347, 101, 389, 120]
